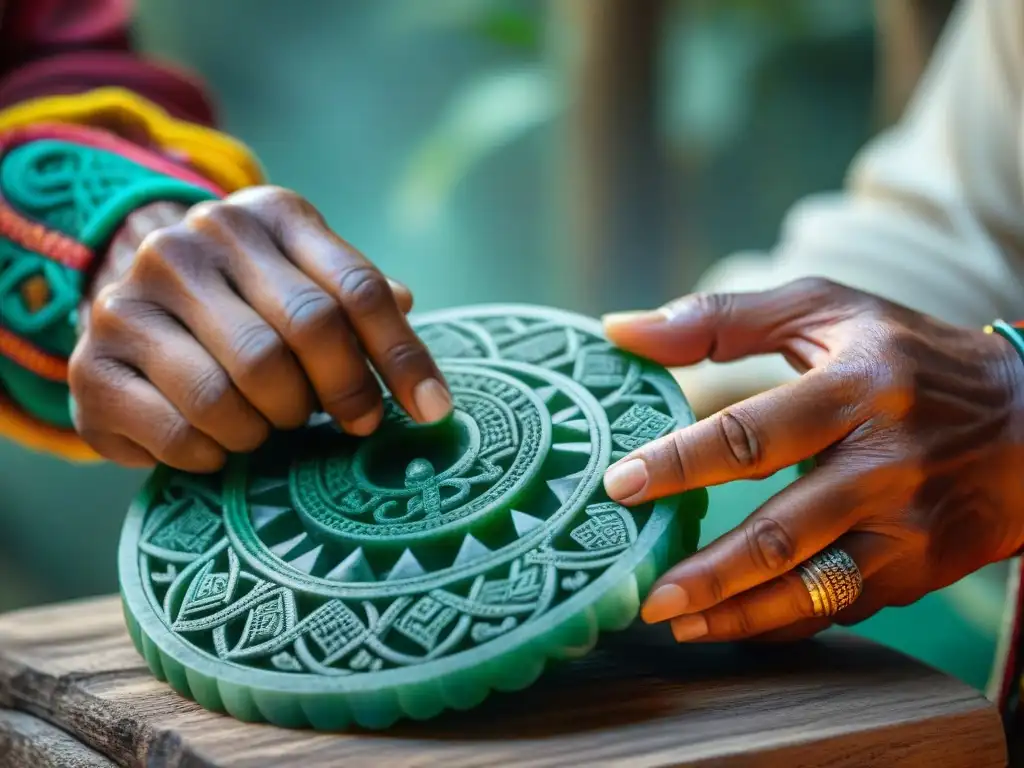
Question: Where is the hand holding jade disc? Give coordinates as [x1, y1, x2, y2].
[70, 188, 451, 472]
[602, 278, 1024, 643]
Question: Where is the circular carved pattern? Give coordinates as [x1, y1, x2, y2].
[119, 304, 708, 730]
[288, 363, 556, 542]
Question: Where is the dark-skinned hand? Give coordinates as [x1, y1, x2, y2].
[601, 278, 1024, 643]
[71, 187, 451, 472]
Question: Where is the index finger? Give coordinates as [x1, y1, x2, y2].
[231, 187, 452, 425]
[603, 365, 866, 504]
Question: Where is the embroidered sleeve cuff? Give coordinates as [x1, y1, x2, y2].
[0, 88, 264, 459]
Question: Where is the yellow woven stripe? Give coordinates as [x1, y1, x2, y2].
[0, 395, 101, 462]
[0, 88, 265, 191]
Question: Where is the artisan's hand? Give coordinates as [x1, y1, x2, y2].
[70, 188, 450, 472]
[601, 278, 1024, 642]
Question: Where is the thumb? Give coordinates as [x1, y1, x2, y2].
[602, 278, 855, 368]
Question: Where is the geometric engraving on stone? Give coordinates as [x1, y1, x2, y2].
[478, 563, 543, 605]
[148, 498, 222, 555]
[610, 403, 675, 452]
[394, 596, 459, 651]
[179, 560, 235, 618]
[570, 509, 629, 551]
[121, 303, 706, 730]
[240, 593, 288, 647]
[418, 323, 490, 359]
[573, 346, 631, 388]
[500, 328, 569, 364]
[304, 600, 366, 659]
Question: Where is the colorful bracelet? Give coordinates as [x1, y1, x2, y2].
[0, 123, 220, 448]
[986, 320, 1024, 363]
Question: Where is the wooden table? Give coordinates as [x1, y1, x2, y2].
[0, 596, 1007, 767]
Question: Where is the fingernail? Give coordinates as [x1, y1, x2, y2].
[603, 458, 648, 501]
[342, 408, 382, 437]
[413, 378, 452, 423]
[641, 583, 689, 623]
[602, 308, 672, 331]
[671, 614, 709, 642]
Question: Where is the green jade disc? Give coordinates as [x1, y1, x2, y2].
[119, 305, 708, 730]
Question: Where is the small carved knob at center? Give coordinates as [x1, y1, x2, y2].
[404, 458, 436, 488]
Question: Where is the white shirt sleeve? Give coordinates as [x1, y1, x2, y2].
[676, 0, 1024, 417]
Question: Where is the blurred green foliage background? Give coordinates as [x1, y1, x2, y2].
[0, 0, 1001, 691]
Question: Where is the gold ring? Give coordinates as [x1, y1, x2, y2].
[797, 547, 863, 617]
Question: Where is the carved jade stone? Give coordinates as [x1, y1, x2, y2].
[118, 304, 708, 729]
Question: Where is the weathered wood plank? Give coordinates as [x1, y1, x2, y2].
[0, 596, 1007, 767]
[0, 708, 114, 767]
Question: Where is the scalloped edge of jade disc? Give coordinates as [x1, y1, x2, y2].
[118, 304, 709, 731]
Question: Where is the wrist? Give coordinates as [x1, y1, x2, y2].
[82, 201, 190, 327]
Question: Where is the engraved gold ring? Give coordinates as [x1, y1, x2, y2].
[797, 547, 863, 617]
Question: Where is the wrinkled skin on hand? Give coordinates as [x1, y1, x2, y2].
[71, 188, 451, 472]
[601, 278, 1024, 643]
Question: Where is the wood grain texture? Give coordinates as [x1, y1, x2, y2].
[0, 708, 114, 767]
[0, 596, 1008, 768]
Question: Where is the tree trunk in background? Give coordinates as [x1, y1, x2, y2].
[550, 0, 668, 314]
[874, 0, 957, 125]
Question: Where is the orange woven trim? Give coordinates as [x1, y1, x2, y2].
[0, 123, 225, 273]
[0, 393, 99, 462]
[0, 326, 68, 381]
[0, 197, 91, 270]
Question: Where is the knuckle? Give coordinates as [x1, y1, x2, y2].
[735, 604, 760, 638]
[180, 365, 232, 418]
[688, 291, 734, 323]
[68, 355, 131, 405]
[184, 200, 250, 240]
[337, 265, 393, 316]
[380, 339, 431, 373]
[150, 419, 225, 473]
[321, 382, 380, 420]
[701, 561, 727, 605]
[722, 603, 757, 639]
[245, 185, 302, 207]
[151, 414, 194, 458]
[227, 185, 323, 223]
[790, 276, 839, 298]
[133, 224, 210, 286]
[717, 410, 761, 469]
[657, 432, 689, 485]
[135, 226, 183, 267]
[280, 287, 340, 342]
[183, 200, 222, 227]
[860, 330, 917, 417]
[854, 291, 893, 321]
[746, 517, 797, 572]
[230, 323, 286, 377]
[86, 284, 128, 334]
[88, 286, 162, 336]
